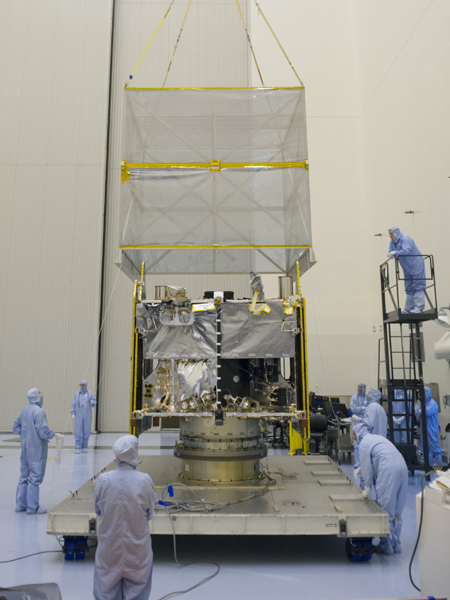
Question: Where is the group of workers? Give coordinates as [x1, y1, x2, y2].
[13, 385, 155, 599]
[348, 380, 442, 555]
[9, 226, 439, 595]
[13, 381, 97, 515]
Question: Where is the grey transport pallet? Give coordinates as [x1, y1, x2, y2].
[47, 455, 389, 538]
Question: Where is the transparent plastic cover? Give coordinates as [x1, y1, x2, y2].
[119, 88, 314, 276]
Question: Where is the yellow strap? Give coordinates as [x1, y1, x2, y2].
[120, 244, 312, 249]
[124, 86, 304, 91]
[121, 160, 309, 183]
[234, 0, 264, 86]
[296, 260, 301, 297]
[192, 302, 215, 312]
[253, 1, 303, 86]
[126, 1, 175, 86]
[249, 290, 259, 314]
[249, 303, 271, 315]
[163, 0, 193, 87]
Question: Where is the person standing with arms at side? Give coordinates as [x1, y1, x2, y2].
[71, 380, 96, 454]
[13, 388, 62, 514]
[387, 227, 426, 314]
[415, 386, 442, 466]
[93, 435, 157, 600]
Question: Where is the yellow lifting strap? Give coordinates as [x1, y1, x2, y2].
[163, 0, 193, 87]
[234, 0, 264, 86]
[121, 160, 309, 183]
[253, 0, 303, 86]
[125, 0, 176, 87]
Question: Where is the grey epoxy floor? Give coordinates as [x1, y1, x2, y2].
[0, 432, 425, 599]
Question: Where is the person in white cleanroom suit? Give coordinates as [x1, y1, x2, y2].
[355, 423, 408, 555]
[93, 435, 157, 600]
[350, 383, 367, 489]
[387, 227, 426, 314]
[354, 388, 387, 437]
[392, 388, 412, 443]
[13, 388, 62, 514]
[352, 388, 387, 492]
[71, 380, 96, 454]
[350, 383, 367, 418]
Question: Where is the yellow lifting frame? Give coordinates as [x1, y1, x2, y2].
[130, 263, 146, 434]
[234, 0, 264, 86]
[252, 0, 303, 86]
[120, 244, 312, 250]
[129, 280, 138, 434]
[124, 86, 304, 91]
[289, 261, 310, 455]
[162, 0, 193, 88]
[125, 1, 175, 87]
[121, 160, 309, 183]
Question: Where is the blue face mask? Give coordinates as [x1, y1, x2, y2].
[38, 394, 44, 407]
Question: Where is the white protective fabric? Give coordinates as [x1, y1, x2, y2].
[94, 436, 157, 599]
[119, 87, 315, 276]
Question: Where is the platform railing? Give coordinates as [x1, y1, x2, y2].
[380, 254, 437, 323]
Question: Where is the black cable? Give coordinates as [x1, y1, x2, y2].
[409, 465, 449, 591]
[95, 0, 117, 431]
[0, 550, 61, 564]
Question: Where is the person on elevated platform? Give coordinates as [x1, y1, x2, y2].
[387, 227, 425, 314]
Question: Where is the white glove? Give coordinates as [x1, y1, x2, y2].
[354, 467, 361, 479]
[55, 433, 63, 441]
[351, 414, 360, 423]
[341, 417, 352, 424]
[387, 251, 397, 260]
[71, 413, 76, 420]
[362, 486, 371, 499]
[90, 400, 95, 407]
[393, 417, 403, 425]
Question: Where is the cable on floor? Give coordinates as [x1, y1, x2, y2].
[409, 464, 449, 591]
[0, 550, 61, 564]
[154, 473, 278, 599]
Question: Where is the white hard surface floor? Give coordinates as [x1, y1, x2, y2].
[0, 432, 424, 599]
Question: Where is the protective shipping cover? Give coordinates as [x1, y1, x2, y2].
[119, 87, 314, 277]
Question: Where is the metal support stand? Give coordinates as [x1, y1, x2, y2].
[379, 256, 438, 479]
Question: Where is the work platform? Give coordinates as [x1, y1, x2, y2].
[47, 455, 389, 541]
[383, 308, 437, 325]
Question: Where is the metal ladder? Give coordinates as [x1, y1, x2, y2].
[378, 255, 438, 476]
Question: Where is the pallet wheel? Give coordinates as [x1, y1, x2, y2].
[345, 537, 374, 562]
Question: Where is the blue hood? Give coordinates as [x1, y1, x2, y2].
[367, 388, 382, 405]
[388, 227, 401, 242]
[358, 383, 366, 394]
[79, 380, 88, 393]
[424, 386, 432, 404]
[28, 387, 43, 408]
[354, 423, 369, 442]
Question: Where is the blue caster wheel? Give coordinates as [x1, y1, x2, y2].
[345, 538, 374, 562]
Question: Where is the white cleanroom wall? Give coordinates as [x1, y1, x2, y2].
[250, 0, 370, 396]
[98, 0, 252, 431]
[2, 0, 448, 433]
[250, 0, 450, 404]
[357, 0, 450, 430]
[0, 0, 113, 432]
